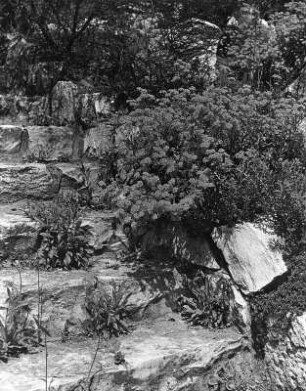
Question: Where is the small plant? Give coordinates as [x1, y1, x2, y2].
[28, 196, 93, 270]
[178, 272, 234, 329]
[83, 279, 137, 338]
[0, 284, 41, 362]
[83, 278, 160, 338]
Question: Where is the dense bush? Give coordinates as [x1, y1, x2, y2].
[101, 87, 306, 250]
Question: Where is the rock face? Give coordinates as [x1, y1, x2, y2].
[0, 163, 61, 203]
[265, 313, 306, 390]
[213, 223, 287, 294]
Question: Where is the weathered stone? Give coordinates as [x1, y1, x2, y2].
[93, 93, 112, 116]
[0, 316, 254, 391]
[53, 162, 103, 205]
[0, 125, 28, 161]
[0, 163, 61, 203]
[48, 81, 111, 126]
[213, 223, 287, 294]
[50, 81, 80, 125]
[140, 223, 219, 269]
[0, 202, 38, 252]
[27, 126, 76, 162]
[265, 313, 306, 390]
[82, 210, 128, 253]
[84, 123, 113, 158]
[0, 94, 46, 125]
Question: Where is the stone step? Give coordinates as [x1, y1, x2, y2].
[0, 124, 78, 163]
[0, 201, 119, 254]
[0, 162, 102, 204]
[0, 316, 251, 391]
[0, 163, 61, 203]
[0, 255, 148, 340]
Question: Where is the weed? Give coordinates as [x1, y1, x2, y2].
[0, 283, 41, 362]
[83, 278, 161, 338]
[27, 197, 93, 270]
[83, 279, 136, 338]
[178, 272, 234, 329]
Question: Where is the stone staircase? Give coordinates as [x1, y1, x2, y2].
[0, 86, 257, 391]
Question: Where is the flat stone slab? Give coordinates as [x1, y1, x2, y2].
[0, 163, 61, 203]
[0, 253, 167, 340]
[0, 318, 251, 391]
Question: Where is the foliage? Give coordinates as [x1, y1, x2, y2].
[28, 196, 93, 270]
[177, 272, 234, 329]
[83, 279, 139, 338]
[0, 284, 41, 362]
[102, 87, 306, 250]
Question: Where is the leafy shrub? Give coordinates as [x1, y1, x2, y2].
[28, 197, 93, 270]
[83, 278, 161, 338]
[83, 279, 139, 338]
[0, 284, 41, 362]
[177, 272, 234, 329]
[103, 87, 306, 251]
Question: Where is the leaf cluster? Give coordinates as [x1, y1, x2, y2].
[28, 197, 93, 270]
[177, 272, 234, 329]
[0, 284, 41, 362]
[102, 87, 306, 249]
[83, 279, 139, 338]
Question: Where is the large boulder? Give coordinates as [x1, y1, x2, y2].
[265, 313, 306, 390]
[213, 223, 287, 294]
[0, 163, 61, 203]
